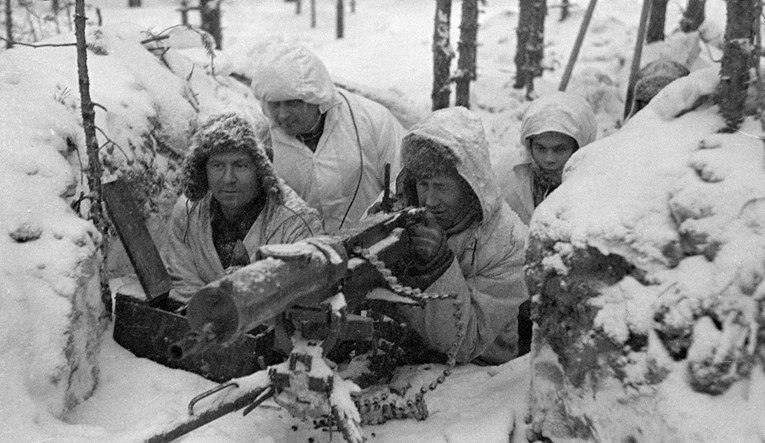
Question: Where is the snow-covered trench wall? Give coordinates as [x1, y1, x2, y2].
[0, 24, 260, 436]
[524, 67, 765, 442]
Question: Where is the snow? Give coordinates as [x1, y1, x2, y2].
[0, 0, 741, 442]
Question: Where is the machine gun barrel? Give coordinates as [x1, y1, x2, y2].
[168, 322, 218, 361]
[169, 207, 426, 361]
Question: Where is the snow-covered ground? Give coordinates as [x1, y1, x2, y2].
[0, 0, 735, 442]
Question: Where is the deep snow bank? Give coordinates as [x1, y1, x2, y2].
[525, 67, 765, 442]
[0, 23, 262, 440]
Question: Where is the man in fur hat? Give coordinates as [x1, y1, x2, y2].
[395, 107, 528, 364]
[163, 113, 323, 301]
[498, 91, 597, 226]
[250, 43, 405, 233]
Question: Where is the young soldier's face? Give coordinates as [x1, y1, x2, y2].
[206, 151, 259, 217]
[263, 99, 321, 137]
[529, 131, 578, 171]
[415, 171, 473, 230]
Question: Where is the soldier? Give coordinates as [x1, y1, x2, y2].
[498, 91, 597, 225]
[396, 107, 529, 364]
[250, 43, 405, 233]
[163, 113, 322, 301]
[629, 59, 690, 117]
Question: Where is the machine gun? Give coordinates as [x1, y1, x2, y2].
[146, 206, 456, 443]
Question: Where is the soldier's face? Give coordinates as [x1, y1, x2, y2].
[263, 99, 321, 137]
[529, 131, 578, 171]
[415, 171, 473, 230]
[206, 151, 259, 217]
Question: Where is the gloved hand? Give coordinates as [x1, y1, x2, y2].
[408, 211, 448, 265]
[403, 211, 454, 289]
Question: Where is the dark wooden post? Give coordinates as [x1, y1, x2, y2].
[680, 0, 706, 33]
[200, 0, 223, 49]
[559, 0, 597, 92]
[336, 0, 344, 39]
[560, 0, 570, 21]
[128, 0, 141, 7]
[646, 0, 668, 43]
[455, 0, 478, 108]
[5, 0, 13, 49]
[180, 0, 189, 25]
[311, 0, 316, 28]
[432, 0, 453, 110]
[623, 0, 652, 119]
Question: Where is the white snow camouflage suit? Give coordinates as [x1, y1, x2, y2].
[250, 43, 405, 233]
[498, 91, 597, 225]
[399, 107, 529, 364]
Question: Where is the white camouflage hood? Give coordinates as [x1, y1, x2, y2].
[402, 107, 501, 221]
[520, 91, 597, 153]
[250, 43, 340, 114]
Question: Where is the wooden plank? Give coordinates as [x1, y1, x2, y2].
[103, 179, 171, 306]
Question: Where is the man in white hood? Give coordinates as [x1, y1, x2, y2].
[397, 107, 528, 365]
[499, 91, 597, 225]
[250, 43, 405, 233]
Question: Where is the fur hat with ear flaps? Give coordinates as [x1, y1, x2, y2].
[181, 112, 282, 203]
[401, 135, 460, 181]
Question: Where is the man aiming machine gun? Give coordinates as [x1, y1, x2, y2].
[148, 206, 457, 443]
[146, 107, 529, 443]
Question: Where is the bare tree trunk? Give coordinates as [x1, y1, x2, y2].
[311, 0, 316, 28]
[351, 0, 355, 13]
[646, 0, 668, 43]
[200, 0, 222, 49]
[336, 0, 344, 39]
[514, 0, 546, 98]
[74, 0, 109, 313]
[51, 0, 62, 33]
[432, 0, 453, 110]
[680, 0, 706, 33]
[180, 0, 189, 25]
[455, 0, 478, 108]
[5, 0, 13, 49]
[718, 0, 760, 132]
[296, 0, 301, 15]
[560, 0, 569, 21]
